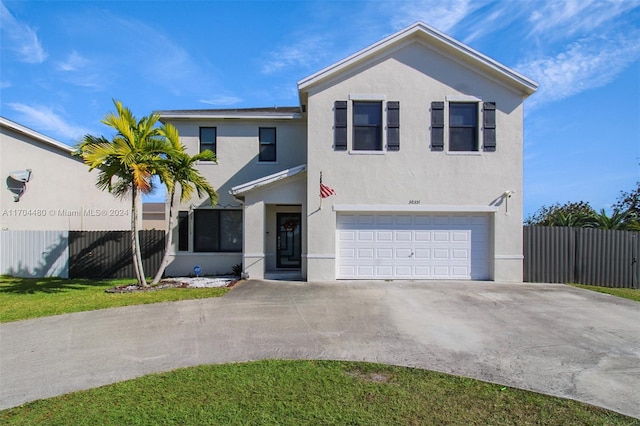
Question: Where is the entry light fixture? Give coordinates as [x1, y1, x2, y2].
[503, 190, 515, 215]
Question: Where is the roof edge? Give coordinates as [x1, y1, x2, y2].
[298, 22, 538, 96]
[230, 164, 307, 196]
[0, 116, 75, 154]
[156, 107, 302, 120]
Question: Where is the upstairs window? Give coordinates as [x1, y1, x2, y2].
[353, 101, 382, 151]
[449, 103, 478, 152]
[199, 127, 216, 155]
[259, 127, 277, 162]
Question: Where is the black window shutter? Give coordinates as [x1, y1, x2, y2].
[431, 101, 444, 151]
[387, 101, 400, 151]
[334, 101, 347, 151]
[483, 102, 496, 152]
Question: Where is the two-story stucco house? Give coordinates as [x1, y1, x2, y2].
[158, 22, 537, 282]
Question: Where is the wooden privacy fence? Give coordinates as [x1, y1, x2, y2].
[524, 226, 639, 288]
[1, 230, 164, 279]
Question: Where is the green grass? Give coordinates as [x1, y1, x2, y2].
[0, 276, 229, 323]
[1, 360, 636, 425]
[570, 284, 640, 302]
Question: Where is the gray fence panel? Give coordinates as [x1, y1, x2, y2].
[576, 228, 639, 288]
[68, 230, 164, 279]
[0, 230, 69, 278]
[523, 226, 575, 283]
[524, 226, 639, 288]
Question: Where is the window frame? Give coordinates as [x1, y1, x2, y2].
[199, 127, 217, 158]
[258, 127, 277, 163]
[448, 102, 479, 152]
[352, 101, 383, 152]
[193, 209, 243, 253]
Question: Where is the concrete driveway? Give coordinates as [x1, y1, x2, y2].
[1, 280, 639, 418]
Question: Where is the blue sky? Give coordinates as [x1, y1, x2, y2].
[1, 0, 639, 218]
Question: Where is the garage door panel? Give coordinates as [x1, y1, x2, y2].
[395, 231, 412, 242]
[339, 230, 355, 241]
[415, 231, 431, 241]
[336, 213, 490, 280]
[376, 248, 393, 259]
[433, 249, 450, 259]
[452, 249, 469, 259]
[358, 248, 374, 259]
[452, 231, 469, 242]
[395, 248, 413, 258]
[433, 232, 450, 242]
[414, 248, 430, 259]
[377, 231, 393, 241]
[339, 248, 355, 259]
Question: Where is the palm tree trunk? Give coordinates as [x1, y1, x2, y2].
[151, 189, 176, 285]
[131, 188, 147, 287]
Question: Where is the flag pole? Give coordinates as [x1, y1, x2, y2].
[319, 171, 323, 210]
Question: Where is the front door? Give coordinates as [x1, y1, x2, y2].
[277, 213, 301, 269]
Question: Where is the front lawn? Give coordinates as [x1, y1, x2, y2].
[0, 276, 229, 323]
[1, 360, 635, 425]
[570, 284, 640, 302]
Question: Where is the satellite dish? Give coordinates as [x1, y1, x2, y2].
[9, 169, 31, 183]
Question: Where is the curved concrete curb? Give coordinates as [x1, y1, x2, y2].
[1, 280, 639, 418]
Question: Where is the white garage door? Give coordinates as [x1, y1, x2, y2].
[336, 213, 490, 280]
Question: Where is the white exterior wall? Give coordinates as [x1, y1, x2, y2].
[304, 41, 526, 281]
[163, 118, 307, 277]
[0, 124, 131, 231]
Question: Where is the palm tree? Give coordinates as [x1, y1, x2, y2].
[77, 100, 173, 287]
[588, 209, 632, 230]
[546, 210, 592, 227]
[151, 123, 218, 284]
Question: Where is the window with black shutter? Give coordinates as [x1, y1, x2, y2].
[178, 211, 189, 251]
[483, 102, 496, 151]
[334, 101, 347, 150]
[431, 101, 444, 151]
[387, 101, 400, 151]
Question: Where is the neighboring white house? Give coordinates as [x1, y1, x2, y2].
[0, 117, 131, 231]
[158, 22, 537, 282]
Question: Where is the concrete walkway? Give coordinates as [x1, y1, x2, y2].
[1, 280, 639, 418]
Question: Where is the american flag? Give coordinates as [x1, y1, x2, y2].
[320, 173, 335, 198]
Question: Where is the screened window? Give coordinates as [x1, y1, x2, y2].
[193, 210, 242, 252]
[449, 103, 478, 151]
[199, 127, 216, 155]
[353, 101, 382, 151]
[259, 127, 277, 162]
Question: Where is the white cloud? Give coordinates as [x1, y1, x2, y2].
[0, 1, 47, 63]
[7, 103, 92, 142]
[261, 35, 332, 75]
[0, 80, 11, 89]
[57, 50, 89, 72]
[199, 96, 242, 106]
[387, 0, 480, 32]
[55, 50, 104, 89]
[528, 0, 640, 38]
[518, 31, 640, 108]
